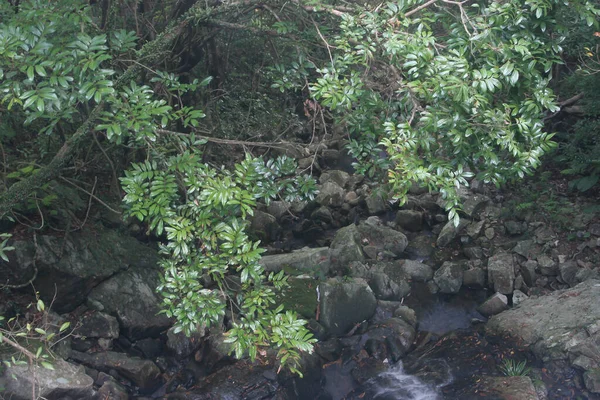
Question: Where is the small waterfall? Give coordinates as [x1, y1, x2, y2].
[365, 361, 448, 400]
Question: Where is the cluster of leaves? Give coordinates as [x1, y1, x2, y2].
[121, 150, 317, 374]
[307, 0, 599, 225]
[499, 358, 532, 377]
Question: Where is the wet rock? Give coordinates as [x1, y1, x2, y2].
[364, 318, 416, 362]
[319, 278, 377, 337]
[520, 260, 538, 287]
[399, 259, 433, 282]
[6, 229, 159, 313]
[505, 220, 528, 236]
[260, 247, 330, 276]
[512, 289, 529, 306]
[369, 272, 410, 301]
[167, 326, 205, 358]
[320, 170, 350, 188]
[76, 311, 120, 339]
[477, 292, 508, 316]
[537, 254, 558, 276]
[316, 181, 345, 207]
[365, 191, 388, 215]
[474, 376, 538, 400]
[463, 267, 486, 289]
[70, 350, 161, 391]
[395, 210, 423, 232]
[487, 252, 515, 294]
[394, 305, 418, 328]
[351, 355, 388, 384]
[433, 261, 464, 294]
[358, 220, 408, 258]
[87, 266, 172, 341]
[0, 359, 94, 400]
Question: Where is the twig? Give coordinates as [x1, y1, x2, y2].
[1, 233, 39, 290]
[59, 177, 121, 214]
[156, 128, 297, 150]
[92, 132, 119, 195]
[405, 0, 437, 17]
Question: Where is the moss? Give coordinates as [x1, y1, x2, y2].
[276, 278, 318, 320]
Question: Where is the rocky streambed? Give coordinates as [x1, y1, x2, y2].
[1, 168, 600, 399]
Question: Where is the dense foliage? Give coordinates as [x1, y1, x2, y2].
[0, 0, 599, 374]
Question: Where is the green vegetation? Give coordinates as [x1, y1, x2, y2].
[0, 0, 599, 375]
[499, 358, 532, 377]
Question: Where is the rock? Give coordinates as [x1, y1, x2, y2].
[316, 181, 345, 207]
[513, 240, 535, 258]
[97, 378, 129, 400]
[537, 254, 558, 276]
[461, 194, 490, 219]
[464, 246, 484, 260]
[87, 267, 172, 341]
[134, 338, 164, 359]
[477, 292, 508, 316]
[512, 289, 529, 306]
[266, 201, 289, 220]
[559, 260, 580, 287]
[520, 260, 538, 287]
[365, 191, 388, 215]
[393, 305, 418, 328]
[463, 268, 486, 289]
[260, 247, 330, 276]
[505, 220, 528, 236]
[484, 227, 495, 240]
[364, 318, 416, 362]
[584, 369, 600, 393]
[76, 311, 120, 339]
[369, 272, 410, 301]
[167, 325, 205, 358]
[400, 259, 433, 282]
[320, 170, 351, 188]
[474, 376, 538, 400]
[486, 279, 600, 381]
[6, 229, 159, 313]
[277, 277, 319, 320]
[466, 220, 485, 238]
[250, 210, 280, 242]
[318, 278, 377, 337]
[590, 224, 600, 236]
[433, 261, 464, 294]
[70, 350, 161, 390]
[436, 219, 468, 247]
[0, 359, 94, 400]
[329, 224, 364, 271]
[344, 191, 359, 205]
[487, 252, 515, 294]
[311, 206, 333, 223]
[404, 235, 435, 259]
[357, 221, 408, 258]
[395, 210, 423, 232]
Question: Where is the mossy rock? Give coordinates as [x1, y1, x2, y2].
[276, 277, 319, 320]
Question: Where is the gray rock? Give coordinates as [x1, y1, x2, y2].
[70, 350, 161, 390]
[477, 292, 508, 317]
[87, 267, 172, 341]
[97, 377, 129, 400]
[400, 259, 433, 282]
[316, 181, 345, 207]
[345, 191, 359, 205]
[464, 247, 484, 260]
[537, 254, 558, 276]
[320, 170, 350, 188]
[319, 278, 377, 337]
[395, 210, 423, 232]
[365, 192, 388, 215]
[512, 289, 529, 306]
[76, 311, 120, 339]
[0, 359, 94, 400]
[436, 219, 468, 247]
[433, 262, 464, 294]
[584, 369, 600, 394]
[463, 268, 486, 289]
[559, 260, 580, 287]
[504, 220, 528, 236]
[487, 252, 515, 294]
[364, 318, 416, 362]
[462, 194, 490, 219]
[513, 240, 535, 258]
[486, 280, 600, 372]
[167, 325, 205, 358]
[590, 223, 600, 236]
[393, 305, 418, 328]
[475, 376, 538, 400]
[250, 210, 280, 242]
[369, 272, 410, 301]
[404, 235, 435, 259]
[466, 220, 485, 238]
[329, 224, 364, 271]
[260, 247, 330, 276]
[484, 227, 495, 240]
[311, 206, 333, 223]
[358, 221, 408, 258]
[520, 260, 538, 287]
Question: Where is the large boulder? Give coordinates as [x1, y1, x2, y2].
[0, 359, 94, 400]
[364, 318, 416, 362]
[318, 278, 377, 337]
[400, 259, 433, 282]
[329, 224, 365, 271]
[70, 350, 161, 391]
[395, 210, 423, 232]
[260, 247, 330, 276]
[433, 261, 464, 294]
[320, 170, 351, 188]
[87, 266, 172, 341]
[316, 181, 345, 207]
[487, 252, 515, 294]
[486, 280, 600, 394]
[369, 272, 410, 301]
[2, 228, 159, 313]
[357, 220, 408, 258]
[473, 376, 538, 400]
[75, 310, 120, 339]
